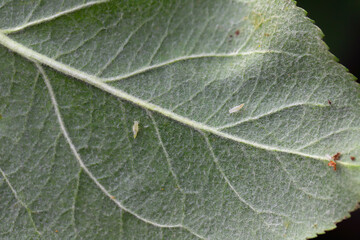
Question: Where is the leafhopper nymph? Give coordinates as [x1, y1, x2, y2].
[132, 121, 139, 139]
[229, 103, 244, 114]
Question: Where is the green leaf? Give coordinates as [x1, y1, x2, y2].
[0, 0, 359, 239]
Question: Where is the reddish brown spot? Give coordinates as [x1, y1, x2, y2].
[328, 161, 337, 171]
[332, 152, 341, 161]
[328, 100, 332, 105]
[235, 30, 240, 36]
[351, 156, 356, 161]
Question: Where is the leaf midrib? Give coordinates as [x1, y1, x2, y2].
[0, 32, 354, 167]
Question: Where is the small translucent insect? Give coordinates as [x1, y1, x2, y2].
[229, 103, 244, 114]
[132, 121, 139, 139]
[328, 161, 336, 171]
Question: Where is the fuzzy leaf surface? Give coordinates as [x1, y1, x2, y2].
[0, 0, 360, 239]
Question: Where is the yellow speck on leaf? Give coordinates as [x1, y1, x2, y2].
[132, 121, 139, 139]
[110, 195, 115, 199]
[284, 220, 290, 229]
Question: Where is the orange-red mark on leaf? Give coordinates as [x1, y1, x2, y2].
[328, 161, 336, 171]
[351, 156, 356, 161]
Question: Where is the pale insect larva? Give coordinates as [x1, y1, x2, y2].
[229, 103, 244, 114]
[132, 121, 139, 139]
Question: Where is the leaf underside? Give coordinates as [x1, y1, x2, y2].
[0, 0, 360, 239]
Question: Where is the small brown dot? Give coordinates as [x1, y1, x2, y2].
[229, 35, 233, 38]
[235, 30, 240, 36]
[351, 156, 356, 161]
[328, 100, 332, 105]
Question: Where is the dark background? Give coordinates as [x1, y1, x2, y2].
[296, 0, 360, 239]
[297, 0, 360, 79]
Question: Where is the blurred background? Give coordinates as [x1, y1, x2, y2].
[296, 0, 360, 239]
[297, 0, 360, 79]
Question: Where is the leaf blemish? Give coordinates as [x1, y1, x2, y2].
[249, 11, 265, 29]
[229, 103, 244, 114]
[332, 152, 341, 161]
[328, 161, 337, 171]
[132, 121, 139, 139]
